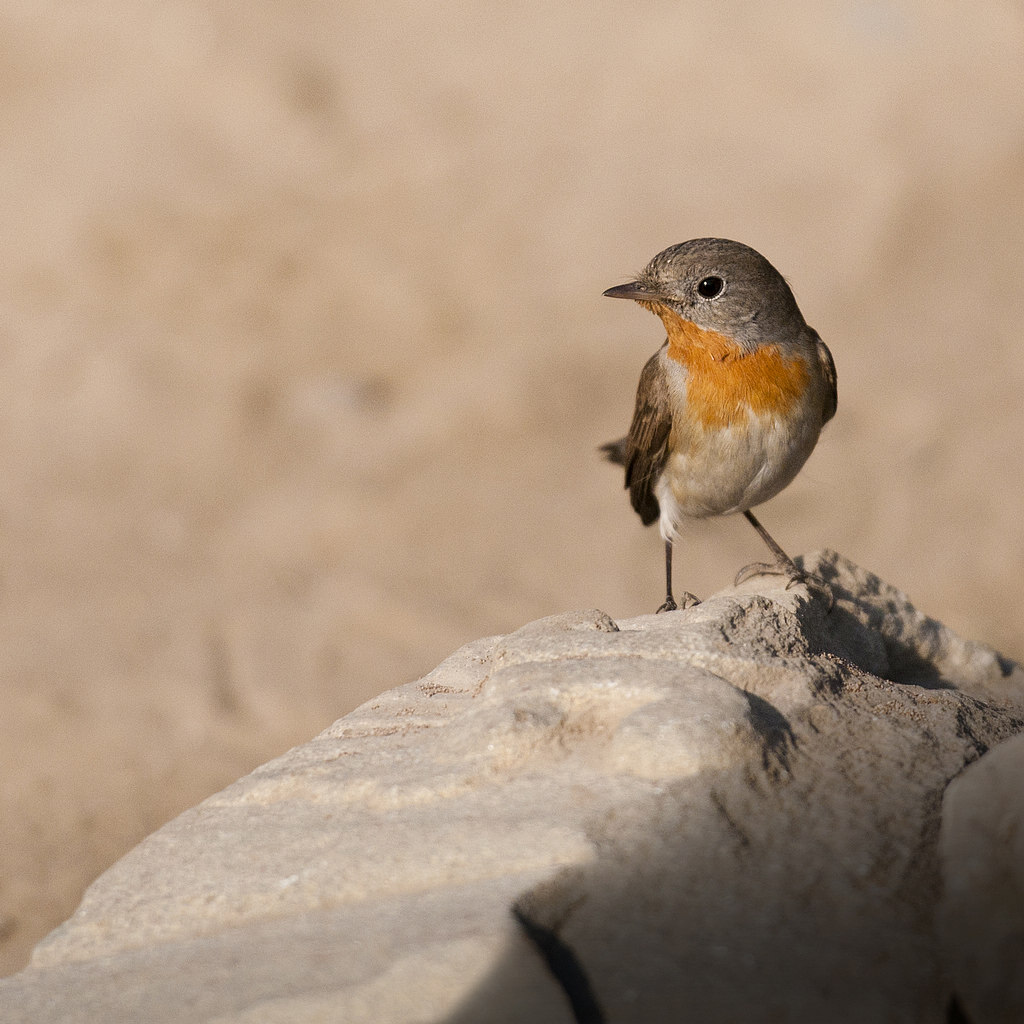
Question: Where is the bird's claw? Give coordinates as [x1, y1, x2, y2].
[734, 561, 779, 586]
[655, 592, 700, 614]
[734, 562, 834, 611]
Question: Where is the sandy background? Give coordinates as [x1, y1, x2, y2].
[1, 0, 1022, 976]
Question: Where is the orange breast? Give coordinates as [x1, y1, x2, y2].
[653, 304, 809, 430]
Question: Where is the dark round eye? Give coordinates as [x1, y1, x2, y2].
[697, 276, 724, 299]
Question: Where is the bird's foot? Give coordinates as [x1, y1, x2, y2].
[734, 560, 788, 586]
[734, 561, 833, 610]
[655, 592, 700, 613]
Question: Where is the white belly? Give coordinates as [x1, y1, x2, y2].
[655, 411, 820, 540]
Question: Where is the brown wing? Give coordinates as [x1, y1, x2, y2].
[601, 346, 672, 527]
[813, 330, 838, 426]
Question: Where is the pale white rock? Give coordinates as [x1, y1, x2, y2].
[1, 551, 1022, 1023]
[938, 732, 1024, 1024]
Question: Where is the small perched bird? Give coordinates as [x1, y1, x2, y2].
[601, 238, 837, 612]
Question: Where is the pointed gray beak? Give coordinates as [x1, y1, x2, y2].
[602, 281, 662, 301]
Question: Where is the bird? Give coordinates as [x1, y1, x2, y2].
[601, 238, 837, 612]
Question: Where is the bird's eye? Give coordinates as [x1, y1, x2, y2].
[697, 276, 724, 299]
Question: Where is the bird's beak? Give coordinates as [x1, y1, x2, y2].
[602, 281, 662, 301]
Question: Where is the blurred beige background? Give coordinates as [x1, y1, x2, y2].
[1, 0, 1022, 976]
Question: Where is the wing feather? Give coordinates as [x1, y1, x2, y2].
[601, 347, 672, 527]
[813, 330, 838, 426]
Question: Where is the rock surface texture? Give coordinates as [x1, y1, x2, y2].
[2, 551, 1022, 1023]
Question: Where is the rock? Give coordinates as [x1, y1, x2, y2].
[938, 732, 1024, 1024]
[1, 551, 1021, 1023]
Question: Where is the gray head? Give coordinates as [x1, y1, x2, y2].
[604, 238, 807, 347]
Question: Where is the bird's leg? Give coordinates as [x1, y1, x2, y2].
[657, 539, 677, 612]
[656, 538, 700, 613]
[735, 510, 800, 581]
[735, 510, 832, 607]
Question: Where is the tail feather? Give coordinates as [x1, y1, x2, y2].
[599, 437, 628, 467]
[601, 435, 661, 527]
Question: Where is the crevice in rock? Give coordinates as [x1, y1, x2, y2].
[946, 992, 974, 1023]
[511, 903, 605, 1024]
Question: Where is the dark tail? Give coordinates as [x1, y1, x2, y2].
[599, 437, 628, 466]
